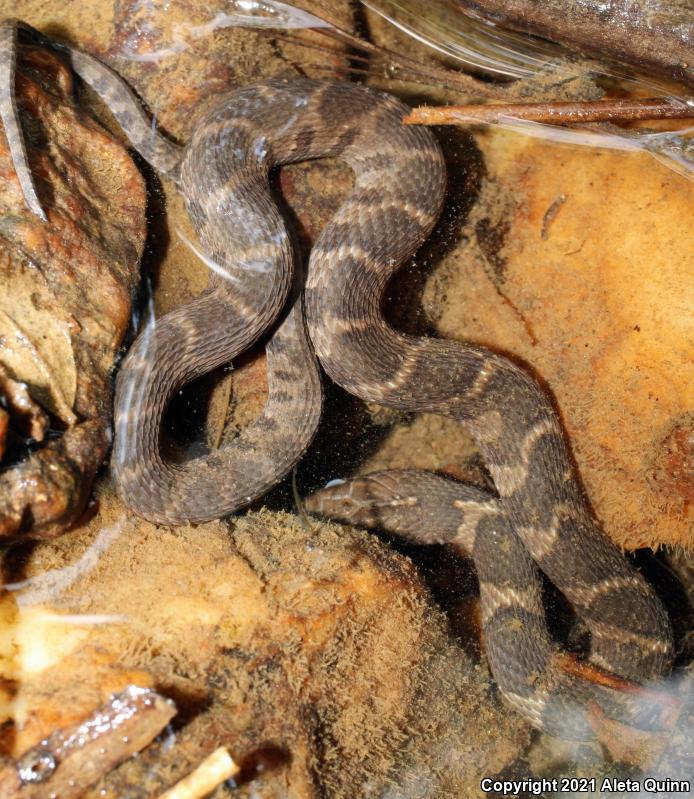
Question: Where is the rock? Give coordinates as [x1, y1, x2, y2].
[106, 0, 355, 140]
[0, 369, 49, 451]
[456, 0, 694, 90]
[417, 128, 694, 551]
[1, 491, 529, 798]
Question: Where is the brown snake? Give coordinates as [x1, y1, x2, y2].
[1, 20, 673, 740]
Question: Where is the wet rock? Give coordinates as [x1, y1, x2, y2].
[106, 0, 355, 140]
[0, 45, 146, 537]
[419, 127, 694, 551]
[0, 369, 49, 455]
[2, 494, 529, 798]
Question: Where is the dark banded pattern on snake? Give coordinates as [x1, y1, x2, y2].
[305, 471, 671, 738]
[1, 21, 325, 524]
[1, 19, 673, 739]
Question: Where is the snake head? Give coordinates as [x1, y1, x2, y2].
[305, 476, 388, 529]
[305, 471, 462, 545]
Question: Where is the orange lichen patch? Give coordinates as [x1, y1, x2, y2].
[426, 127, 694, 550]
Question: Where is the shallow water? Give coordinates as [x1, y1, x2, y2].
[0, 1, 693, 798]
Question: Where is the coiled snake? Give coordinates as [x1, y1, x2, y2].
[1, 20, 673, 740]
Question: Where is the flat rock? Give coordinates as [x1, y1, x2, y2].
[1, 491, 529, 798]
[420, 127, 693, 550]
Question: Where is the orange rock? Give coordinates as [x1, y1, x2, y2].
[427, 128, 693, 550]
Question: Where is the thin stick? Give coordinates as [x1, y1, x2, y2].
[270, 30, 373, 67]
[405, 97, 694, 126]
[303, 62, 379, 79]
[556, 653, 679, 711]
[157, 747, 240, 799]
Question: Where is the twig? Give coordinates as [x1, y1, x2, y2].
[270, 30, 373, 67]
[556, 653, 679, 711]
[0, 686, 176, 799]
[157, 747, 240, 799]
[405, 97, 694, 126]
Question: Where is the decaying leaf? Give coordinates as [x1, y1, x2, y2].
[0, 685, 176, 799]
[0, 44, 146, 538]
[0, 368, 49, 445]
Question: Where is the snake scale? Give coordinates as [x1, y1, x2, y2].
[2, 19, 673, 740]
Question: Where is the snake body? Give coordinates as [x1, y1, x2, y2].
[2, 20, 672, 739]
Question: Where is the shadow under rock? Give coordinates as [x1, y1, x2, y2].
[385, 125, 485, 336]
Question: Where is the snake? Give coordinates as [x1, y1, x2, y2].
[1, 19, 673, 740]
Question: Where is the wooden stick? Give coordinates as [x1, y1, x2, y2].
[0, 686, 176, 799]
[404, 97, 694, 126]
[555, 653, 679, 711]
[157, 747, 240, 799]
